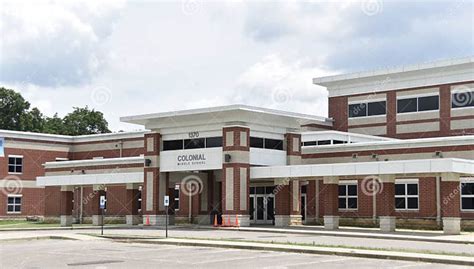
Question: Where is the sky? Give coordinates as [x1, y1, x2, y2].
[1, 0, 473, 131]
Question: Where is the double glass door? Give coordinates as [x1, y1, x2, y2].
[250, 186, 275, 225]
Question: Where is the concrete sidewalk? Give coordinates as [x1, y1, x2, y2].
[112, 237, 474, 266]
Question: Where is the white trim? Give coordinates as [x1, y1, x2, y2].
[36, 171, 144, 186]
[7, 194, 22, 197]
[8, 155, 23, 158]
[339, 179, 358, 184]
[348, 98, 387, 105]
[250, 158, 474, 179]
[395, 178, 419, 184]
[43, 156, 144, 169]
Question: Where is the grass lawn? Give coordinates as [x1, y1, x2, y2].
[0, 219, 60, 228]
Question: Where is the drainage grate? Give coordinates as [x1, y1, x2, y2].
[68, 260, 124, 266]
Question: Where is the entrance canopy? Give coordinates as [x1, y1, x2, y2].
[250, 158, 474, 179]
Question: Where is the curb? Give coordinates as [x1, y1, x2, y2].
[214, 227, 474, 245]
[116, 238, 474, 266]
[0, 235, 78, 242]
[0, 225, 132, 232]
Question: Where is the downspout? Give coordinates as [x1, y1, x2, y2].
[188, 182, 192, 224]
[118, 140, 123, 158]
[436, 176, 441, 226]
[315, 180, 319, 224]
[80, 186, 84, 224]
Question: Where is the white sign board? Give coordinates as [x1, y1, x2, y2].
[99, 195, 107, 209]
[160, 147, 223, 172]
[164, 195, 169, 207]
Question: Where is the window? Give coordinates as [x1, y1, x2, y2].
[264, 138, 283, 150]
[317, 140, 331, 145]
[250, 137, 264, 148]
[348, 103, 367, 118]
[452, 90, 474, 108]
[7, 195, 22, 213]
[205, 137, 222, 148]
[303, 141, 317, 146]
[368, 101, 387, 116]
[348, 101, 386, 118]
[338, 183, 357, 210]
[173, 184, 180, 211]
[397, 95, 439, 113]
[184, 138, 205, 149]
[395, 181, 419, 210]
[418, 96, 439, 111]
[461, 180, 474, 210]
[8, 156, 23, 174]
[163, 140, 183, 151]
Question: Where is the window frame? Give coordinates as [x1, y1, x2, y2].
[348, 100, 387, 118]
[7, 194, 22, 214]
[461, 178, 474, 212]
[395, 179, 419, 211]
[338, 181, 358, 211]
[396, 94, 440, 114]
[8, 155, 23, 174]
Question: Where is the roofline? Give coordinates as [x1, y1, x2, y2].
[120, 104, 331, 125]
[0, 129, 147, 143]
[301, 130, 398, 141]
[313, 56, 474, 87]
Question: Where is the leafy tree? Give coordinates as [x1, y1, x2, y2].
[0, 87, 31, 130]
[43, 113, 65, 135]
[20, 107, 45, 133]
[62, 107, 111, 135]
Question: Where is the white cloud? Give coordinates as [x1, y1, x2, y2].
[232, 54, 333, 117]
[0, 0, 125, 86]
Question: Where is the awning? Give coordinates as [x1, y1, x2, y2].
[250, 158, 474, 179]
[37, 172, 144, 186]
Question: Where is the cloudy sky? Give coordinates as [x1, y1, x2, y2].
[1, 0, 473, 131]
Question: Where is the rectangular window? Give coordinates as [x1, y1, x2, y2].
[317, 140, 331, 145]
[397, 98, 417, 113]
[250, 137, 264, 148]
[205, 137, 222, 148]
[348, 103, 367, 118]
[367, 101, 387, 116]
[7, 195, 22, 213]
[8, 156, 23, 174]
[418, 95, 439, 111]
[184, 138, 205, 149]
[303, 141, 317, 146]
[397, 95, 439, 113]
[461, 181, 474, 210]
[163, 140, 183, 151]
[338, 183, 357, 210]
[264, 138, 283, 150]
[452, 90, 474, 108]
[395, 181, 419, 210]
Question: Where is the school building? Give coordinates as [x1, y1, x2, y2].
[0, 57, 473, 234]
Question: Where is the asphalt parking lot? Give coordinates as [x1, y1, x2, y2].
[0, 239, 469, 269]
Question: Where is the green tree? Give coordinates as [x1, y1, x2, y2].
[62, 106, 111, 135]
[0, 87, 31, 131]
[43, 113, 65, 135]
[20, 107, 45, 133]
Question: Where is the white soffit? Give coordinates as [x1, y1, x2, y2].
[250, 158, 474, 179]
[120, 104, 332, 129]
[313, 57, 474, 97]
[36, 172, 144, 186]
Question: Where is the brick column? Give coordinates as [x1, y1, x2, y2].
[222, 126, 250, 227]
[441, 173, 461, 234]
[439, 85, 451, 135]
[59, 186, 74, 226]
[125, 184, 141, 225]
[376, 175, 396, 232]
[386, 91, 397, 137]
[323, 176, 339, 229]
[328, 96, 348, 132]
[142, 132, 169, 226]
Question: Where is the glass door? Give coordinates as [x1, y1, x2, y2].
[266, 195, 275, 225]
[256, 195, 265, 224]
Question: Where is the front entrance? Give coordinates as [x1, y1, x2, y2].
[249, 186, 275, 225]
